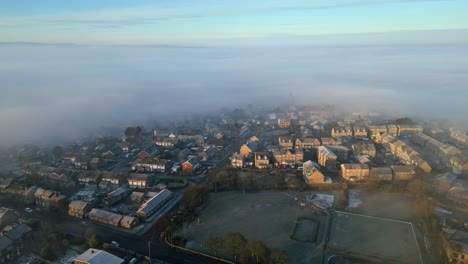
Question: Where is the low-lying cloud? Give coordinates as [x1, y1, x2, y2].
[0, 43, 467, 147]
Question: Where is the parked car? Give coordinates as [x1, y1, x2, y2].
[111, 241, 120, 247]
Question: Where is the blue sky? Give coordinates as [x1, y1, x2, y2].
[1, 0, 468, 44]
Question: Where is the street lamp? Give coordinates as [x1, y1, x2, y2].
[148, 241, 151, 264]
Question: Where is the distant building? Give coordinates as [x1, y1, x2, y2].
[341, 164, 370, 182]
[278, 136, 294, 149]
[352, 142, 376, 158]
[353, 126, 368, 138]
[231, 153, 245, 168]
[331, 126, 352, 137]
[397, 125, 424, 136]
[254, 152, 270, 169]
[369, 167, 393, 181]
[273, 149, 303, 166]
[128, 173, 150, 189]
[441, 228, 468, 264]
[72, 248, 124, 264]
[295, 138, 321, 149]
[88, 209, 122, 227]
[391, 165, 416, 180]
[303, 161, 325, 184]
[136, 189, 173, 219]
[0, 208, 18, 229]
[316, 146, 337, 169]
[181, 158, 201, 174]
[68, 200, 92, 219]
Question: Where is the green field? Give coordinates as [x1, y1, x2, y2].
[176, 191, 327, 264]
[328, 211, 422, 264]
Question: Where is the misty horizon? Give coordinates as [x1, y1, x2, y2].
[1, 41, 468, 147]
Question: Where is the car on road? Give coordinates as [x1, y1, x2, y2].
[25, 208, 33, 213]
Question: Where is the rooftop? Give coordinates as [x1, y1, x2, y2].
[73, 248, 124, 264]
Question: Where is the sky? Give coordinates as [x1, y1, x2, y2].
[1, 0, 468, 44]
[0, 0, 467, 146]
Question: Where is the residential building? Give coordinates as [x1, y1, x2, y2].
[317, 146, 337, 169]
[88, 157, 100, 170]
[77, 171, 101, 185]
[128, 173, 150, 189]
[278, 118, 291, 129]
[120, 215, 139, 229]
[34, 188, 66, 209]
[99, 172, 121, 189]
[0, 208, 18, 229]
[72, 248, 124, 264]
[367, 125, 388, 138]
[106, 187, 128, 206]
[130, 191, 145, 203]
[386, 125, 398, 136]
[296, 138, 321, 149]
[254, 152, 270, 169]
[341, 164, 370, 182]
[68, 200, 92, 219]
[136, 189, 173, 219]
[369, 167, 393, 181]
[331, 126, 352, 137]
[353, 126, 368, 138]
[433, 173, 457, 194]
[273, 149, 303, 166]
[0, 224, 32, 264]
[391, 165, 416, 180]
[321, 137, 342, 146]
[239, 142, 258, 157]
[279, 136, 294, 148]
[397, 125, 424, 136]
[181, 158, 201, 174]
[303, 161, 325, 184]
[441, 228, 468, 264]
[154, 137, 178, 148]
[327, 146, 350, 162]
[134, 158, 169, 173]
[449, 128, 468, 146]
[48, 168, 73, 187]
[230, 153, 245, 168]
[37, 166, 55, 177]
[352, 142, 376, 157]
[88, 209, 123, 227]
[448, 186, 468, 208]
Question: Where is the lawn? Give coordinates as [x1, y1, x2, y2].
[176, 191, 327, 264]
[328, 211, 422, 264]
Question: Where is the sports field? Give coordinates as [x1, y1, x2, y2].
[177, 191, 328, 264]
[328, 211, 422, 264]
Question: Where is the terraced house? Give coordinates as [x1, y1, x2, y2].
[331, 126, 352, 137]
[273, 148, 303, 166]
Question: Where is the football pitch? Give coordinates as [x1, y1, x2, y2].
[176, 191, 327, 264]
[328, 211, 422, 264]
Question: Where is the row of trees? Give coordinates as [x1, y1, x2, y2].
[206, 232, 289, 264]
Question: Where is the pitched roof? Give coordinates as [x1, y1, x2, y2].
[0, 236, 12, 251]
[4, 223, 32, 240]
[73, 248, 124, 264]
[69, 200, 89, 210]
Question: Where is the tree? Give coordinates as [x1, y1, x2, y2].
[206, 236, 224, 256]
[224, 232, 248, 260]
[395, 117, 414, 125]
[40, 245, 55, 260]
[87, 234, 100, 248]
[248, 240, 269, 263]
[270, 250, 289, 264]
[52, 145, 64, 158]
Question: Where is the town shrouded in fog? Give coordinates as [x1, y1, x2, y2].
[0, 1, 468, 264]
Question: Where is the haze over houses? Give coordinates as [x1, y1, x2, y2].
[1, 105, 468, 264]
